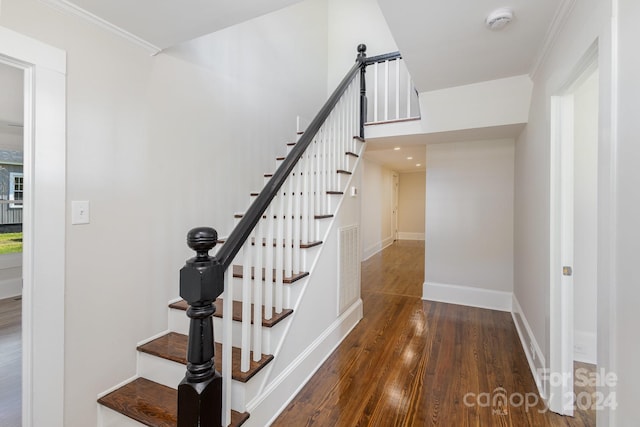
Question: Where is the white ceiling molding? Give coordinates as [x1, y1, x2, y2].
[38, 0, 162, 55]
[529, 0, 577, 81]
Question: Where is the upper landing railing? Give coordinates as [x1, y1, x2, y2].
[364, 52, 421, 125]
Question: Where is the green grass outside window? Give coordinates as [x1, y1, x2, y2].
[0, 232, 23, 254]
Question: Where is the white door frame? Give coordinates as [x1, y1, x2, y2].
[392, 173, 398, 241]
[0, 26, 66, 427]
[549, 44, 598, 416]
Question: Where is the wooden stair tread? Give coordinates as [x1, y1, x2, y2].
[170, 299, 293, 328]
[231, 265, 308, 284]
[98, 377, 249, 427]
[326, 191, 344, 195]
[218, 237, 322, 249]
[337, 170, 352, 175]
[354, 136, 365, 142]
[138, 332, 273, 383]
[346, 151, 359, 158]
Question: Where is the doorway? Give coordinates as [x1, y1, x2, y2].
[549, 46, 599, 418]
[1, 26, 66, 427]
[0, 60, 25, 427]
[392, 173, 398, 241]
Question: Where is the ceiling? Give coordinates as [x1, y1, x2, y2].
[43, 0, 306, 51]
[45, 0, 564, 172]
[367, 0, 564, 172]
[376, 0, 563, 92]
[365, 143, 427, 173]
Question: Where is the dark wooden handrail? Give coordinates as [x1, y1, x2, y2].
[177, 44, 369, 427]
[215, 44, 368, 270]
[364, 51, 401, 65]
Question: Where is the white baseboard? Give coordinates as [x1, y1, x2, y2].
[422, 281, 512, 312]
[397, 232, 425, 241]
[574, 330, 597, 364]
[511, 295, 547, 400]
[247, 299, 363, 426]
[362, 235, 394, 261]
[0, 277, 22, 300]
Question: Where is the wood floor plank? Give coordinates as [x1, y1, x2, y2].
[272, 240, 596, 427]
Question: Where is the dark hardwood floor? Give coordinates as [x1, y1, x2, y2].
[0, 296, 21, 427]
[273, 240, 596, 426]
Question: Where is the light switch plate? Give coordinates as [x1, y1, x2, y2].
[71, 201, 90, 225]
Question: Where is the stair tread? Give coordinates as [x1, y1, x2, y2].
[138, 332, 273, 383]
[98, 377, 249, 427]
[346, 151, 359, 158]
[170, 299, 294, 328]
[218, 237, 322, 249]
[232, 265, 308, 284]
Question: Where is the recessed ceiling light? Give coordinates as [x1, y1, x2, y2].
[393, 147, 401, 151]
[407, 156, 413, 160]
[485, 8, 514, 31]
[416, 163, 422, 167]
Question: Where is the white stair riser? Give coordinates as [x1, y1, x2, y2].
[136, 352, 269, 413]
[220, 239, 321, 270]
[99, 405, 147, 427]
[167, 308, 289, 355]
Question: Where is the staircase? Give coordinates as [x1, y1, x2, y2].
[97, 46, 372, 427]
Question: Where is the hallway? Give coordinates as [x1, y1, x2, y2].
[273, 241, 595, 426]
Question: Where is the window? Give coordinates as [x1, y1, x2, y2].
[9, 172, 23, 209]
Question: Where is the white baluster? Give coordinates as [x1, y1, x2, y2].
[285, 176, 293, 277]
[221, 269, 232, 426]
[264, 204, 274, 320]
[301, 148, 310, 246]
[253, 220, 263, 362]
[275, 188, 284, 314]
[384, 60, 389, 121]
[395, 59, 400, 120]
[292, 163, 301, 275]
[241, 238, 252, 372]
[374, 62, 379, 123]
[406, 61, 412, 119]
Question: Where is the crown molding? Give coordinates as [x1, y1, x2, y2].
[529, 0, 576, 81]
[38, 0, 162, 55]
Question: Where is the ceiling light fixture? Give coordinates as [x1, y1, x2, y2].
[394, 147, 401, 151]
[416, 164, 422, 167]
[485, 8, 514, 31]
[407, 156, 413, 160]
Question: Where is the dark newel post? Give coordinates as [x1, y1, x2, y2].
[178, 227, 224, 427]
[357, 44, 367, 139]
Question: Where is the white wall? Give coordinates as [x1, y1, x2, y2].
[614, 0, 640, 423]
[512, 0, 618, 423]
[366, 75, 533, 141]
[327, 0, 399, 92]
[361, 158, 394, 259]
[397, 171, 425, 240]
[0, 0, 328, 425]
[425, 139, 514, 296]
[572, 70, 598, 364]
[0, 62, 23, 151]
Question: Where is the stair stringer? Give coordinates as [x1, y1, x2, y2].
[237, 146, 366, 426]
